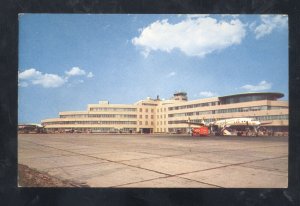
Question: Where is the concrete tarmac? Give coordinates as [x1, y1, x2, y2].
[18, 134, 288, 188]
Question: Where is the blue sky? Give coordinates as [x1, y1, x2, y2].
[19, 14, 288, 123]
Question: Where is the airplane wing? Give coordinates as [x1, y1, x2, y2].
[177, 120, 206, 126]
[189, 122, 206, 126]
[260, 121, 273, 125]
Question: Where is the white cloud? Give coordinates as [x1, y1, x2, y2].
[199, 91, 218, 97]
[252, 15, 288, 39]
[87, 72, 94, 78]
[19, 68, 66, 88]
[167, 72, 176, 77]
[65, 67, 94, 79]
[19, 68, 42, 80]
[19, 67, 95, 88]
[19, 67, 94, 88]
[32, 74, 66, 88]
[65, 67, 86, 76]
[132, 16, 246, 57]
[241, 80, 272, 91]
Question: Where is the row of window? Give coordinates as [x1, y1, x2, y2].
[168, 115, 288, 125]
[157, 121, 167, 126]
[139, 121, 154, 126]
[168, 119, 214, 125]
[254, 115, 288, 121]
[169, 110, 212, 117]
[60, 113, 173, 119]
[44, 120, 167, 126]
[168, 102, 218, 111]
[90, 108, 137, 112]
[142, 103, 158, 106]
[43, 121, 137, 125]
[217, 106, 286, 114]
[220, 95, 277, 104]
[139, 115, 154, 119]
[157, 108, 167, 113]
[168, 106, 287, 117]
[157, 114, 167, 119]
[61, 105, 286, 119]
[89, 128, 136, 132]
[60, 114, 137, 118]
[139, 108, 154, 113]
[44, 114, 288, 127]
[47, 128, 137, 132]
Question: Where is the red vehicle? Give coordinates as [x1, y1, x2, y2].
[191, 126, 210, 136]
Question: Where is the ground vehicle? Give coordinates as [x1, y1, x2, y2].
[18, 124, 45, 134]
[191, 126, 210, 136]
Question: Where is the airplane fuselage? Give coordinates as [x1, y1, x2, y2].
[212, 118, 260, 127]
[210, 118, 261, 136]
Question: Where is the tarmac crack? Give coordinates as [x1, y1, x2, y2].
[174, 176, 224, 188]
[110, 175, 223, 188]
[20, 138, 288, 188]
[43, 162, 108, 170]
[22, 140, 288, 177]
[22, 140, 172, 177]
[170, 155, 288, 177]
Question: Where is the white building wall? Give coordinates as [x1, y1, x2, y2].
[41, 93, 288, 133]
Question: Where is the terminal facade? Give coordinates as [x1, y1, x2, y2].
[41, 92, 288, 134]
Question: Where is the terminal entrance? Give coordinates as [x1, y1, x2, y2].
[140, 128, 153, 134]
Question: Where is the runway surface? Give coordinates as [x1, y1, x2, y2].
[18, 134, 288, 188]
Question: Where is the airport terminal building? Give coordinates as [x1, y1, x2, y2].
[41, 92, 288, 134]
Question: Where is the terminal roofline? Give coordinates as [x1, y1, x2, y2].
[91, 91, 285, 105]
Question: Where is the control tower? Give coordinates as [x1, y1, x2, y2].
[171, 92, 188, 101]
